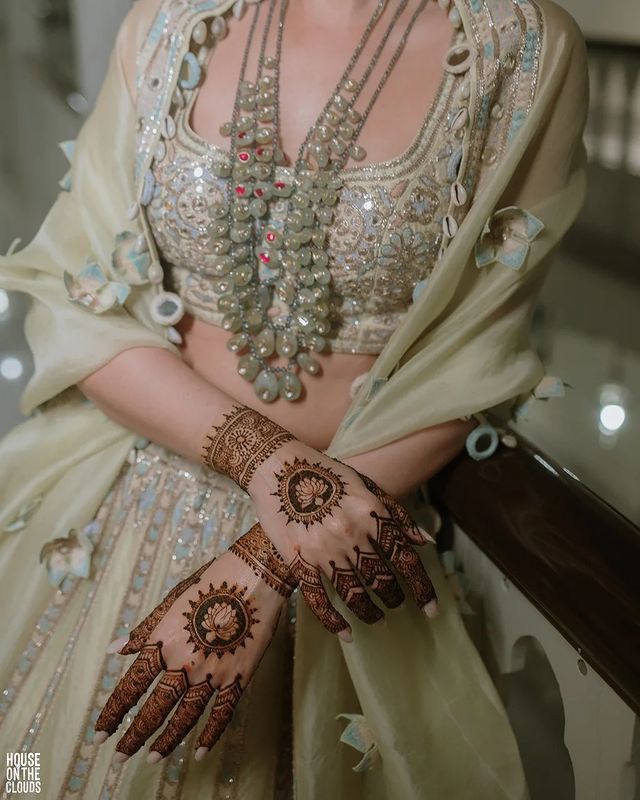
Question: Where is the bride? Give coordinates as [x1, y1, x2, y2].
[0, 0, 588, 796]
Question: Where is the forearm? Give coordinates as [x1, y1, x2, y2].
[76, 346, 244, 466]
[341, 416, 477, 500]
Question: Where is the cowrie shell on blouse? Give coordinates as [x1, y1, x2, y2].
[448, 6, 462, 28]
[444, 43, 473, 75]
[442, 214, 459, 238]
[167, 326, 184, 345]
[458, 77, 471, 101]
[192, 20, 208, 45]
[150, 292, 184, 326]
[450, 107, 469, 131]
[162, 115, 177, 140]
[491, 103, 504, 120]
[211, 16, 228, 40]
[233, 0, 247, 19]
[451, 181, 468, 207]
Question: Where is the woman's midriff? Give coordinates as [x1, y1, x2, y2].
[174, 313, 378, 451]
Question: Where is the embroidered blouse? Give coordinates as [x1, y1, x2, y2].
[145, 22, 471, 354]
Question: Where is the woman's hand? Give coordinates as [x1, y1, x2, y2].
[248, 441, 439, 640]
[93, 524, 295, 763]
[201, 404, 438, 641]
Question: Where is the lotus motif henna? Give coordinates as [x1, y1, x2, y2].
[201, 405, 294, 491]
[121, 559, 215, 656]
[182, 580, 259, 658]
[229, 523, 296, 598]
[271, 457, 346, 527]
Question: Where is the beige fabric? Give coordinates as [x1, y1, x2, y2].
[0, 0, 588, 797]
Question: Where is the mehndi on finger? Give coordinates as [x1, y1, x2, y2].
[288, 553, 352, 641]
[115, 670, 188, 759]
[195, 677, 244, 757]
[370, 511, 438, 614]
[120, 559, 215, 656]
[95, 642, 166, 737]
[329, 559, 384, 624]
[229, 524, 297, 597]
[351, 544, 405, 609]
[147, 677, 215, 761]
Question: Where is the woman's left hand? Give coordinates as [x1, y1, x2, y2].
[93, 524, 295, 763]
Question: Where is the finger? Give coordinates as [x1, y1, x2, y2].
[95, 642, 165, 739]
[147, 676, 214, 762]
[120, 560, 215, 656]
[350, 544, 404, 609]
[288, 554, 353, 642]
[355, 470, 431, 547]
[370, 511, 438, 615]
[194, 677, 243, 759]
[329, 559, 384, 625]
[114, 669, 189, 761]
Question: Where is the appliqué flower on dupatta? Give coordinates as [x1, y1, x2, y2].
[475, 206, 544, 270]
[63, 230, 152, 313]
[63, 260, 130, 313]
[336, 713, 380, 772]
[39, 520, 102, 587]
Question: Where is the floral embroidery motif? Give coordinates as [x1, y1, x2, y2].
[336, 713, 379, 773]
[39, 521, 102, 587]
[111, 231, 152, 285]
[63, 261, 130, 313]
[475, 206, 544, 270]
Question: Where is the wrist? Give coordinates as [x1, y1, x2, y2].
[200, 403, 296, 493]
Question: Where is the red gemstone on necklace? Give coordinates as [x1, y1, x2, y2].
[256, 147, 264, 156]
[255, 188, 264, 197]
[266, 232, 276, 242]
[235, 185, 246, 196]
[238, 152, 250, 162]
[274, 181, 286, 189]
[259, 252, 271, 263]
[238, 131, 246, 139]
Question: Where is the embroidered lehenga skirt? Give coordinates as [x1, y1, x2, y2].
[0, 440, 295, 799]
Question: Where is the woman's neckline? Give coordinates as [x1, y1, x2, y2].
[177, 5, 465, 180]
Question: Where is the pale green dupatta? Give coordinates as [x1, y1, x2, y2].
[0, 0, 588, 796]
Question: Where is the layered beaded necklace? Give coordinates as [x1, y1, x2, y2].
[208, 0, 429, 402]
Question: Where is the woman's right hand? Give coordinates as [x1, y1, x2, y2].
[94, 523, 295, 763]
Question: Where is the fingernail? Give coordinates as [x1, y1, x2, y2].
[112, 751, 129, 764]
[93, 731, 108, 745]
[195, 747, 209, 761]
[147, 751, 163, 764]
[106, 636, 129, 654]
[418, 527, 436, 545]
[337, 627, 353, 643]
[422, 599, 439, 618]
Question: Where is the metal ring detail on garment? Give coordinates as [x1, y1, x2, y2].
[443, 43, 474, 75]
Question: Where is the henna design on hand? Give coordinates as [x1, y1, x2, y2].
[201, 405, 295, 491]
[288, 553, 350, 636]
[329, 560, 384, 624]
[370, 511, 437, 610]
[229, 523, 297, 598]
[351, 467, 429, 546]
[182, 581, 259, 659]
[121, 559, 215, 656]
[196, 677, 244, 752]
[351, 544, 404, 609]
[149, 678, 214, 757]
[95, 642, 166, 736]
[271, 457, 346, 528]
[115, 670, 188, 757]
